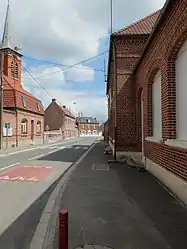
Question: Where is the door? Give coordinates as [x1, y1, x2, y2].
[141, 92, 144, 161]
[31, 120, 34, 141]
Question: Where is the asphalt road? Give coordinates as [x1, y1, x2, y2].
[0, 137, 99, 172]
[0, 136, 99, 249]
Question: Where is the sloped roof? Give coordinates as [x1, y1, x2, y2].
[60, 105, 75, 119]
[116, 9, 161, 35]
[76, 117, 99, 124]
[3, 77, 44, 115]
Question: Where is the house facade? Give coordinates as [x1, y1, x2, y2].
[0, 3, 44, 149]
[44, 98, 78, 139]
[107, 0, 187, 205]
[76, 117, 100, 136]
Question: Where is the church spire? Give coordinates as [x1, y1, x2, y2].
[1, 0, 12, 49]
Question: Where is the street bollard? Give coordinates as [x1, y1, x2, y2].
[59, 209, 68, 249]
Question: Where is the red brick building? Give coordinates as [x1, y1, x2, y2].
[44, 99, 78, 139]
[107, 0, 187, 205]
[76, 116, 100, 136]
[0, 3, 44, 149]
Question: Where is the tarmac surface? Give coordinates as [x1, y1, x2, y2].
[0, 137, 97, 249]
[58, 141, 187, 249]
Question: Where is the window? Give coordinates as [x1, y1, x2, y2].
[21, 118, 27, 134]
[15, 63, 18, 79]
[152, 71, 162, 138]
[22, 96, 27, 108]
[11, 61, 14, 78]
[36, 121, 42, 134]
[37, 103, 40, 112]
[3, 123, 13, 136]
[176, 39, 187, 140]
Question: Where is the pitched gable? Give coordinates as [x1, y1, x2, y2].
[116, 9, 161, 36]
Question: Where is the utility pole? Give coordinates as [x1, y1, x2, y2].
[0, 50, 4, 150]
[109, 0, 117, 160]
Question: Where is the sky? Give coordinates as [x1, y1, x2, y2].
[0, 0, 166, 122]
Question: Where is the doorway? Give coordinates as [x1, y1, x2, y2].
[141, 91, 144, 158]
[31, 120, 34, 141]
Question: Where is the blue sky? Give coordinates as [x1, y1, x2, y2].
[0, 0, 166, 122]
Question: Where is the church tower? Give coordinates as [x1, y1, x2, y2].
[0, 0, 23, 88]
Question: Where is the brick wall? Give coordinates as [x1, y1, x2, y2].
[44, 101, 63, 131]
[18, 110, 44, 146]
[2, 109, 44, 148]
[79, 123, 100, 135]
[135, 0, 187, 181]
[108, 35, 149, 151]
[44, 100, 77, 139]
[64, 116, 77, 138]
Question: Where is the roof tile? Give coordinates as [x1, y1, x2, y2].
[60, 106, 75, 119]
[3, 78, 44, 115]
[116, 9, 161, 35]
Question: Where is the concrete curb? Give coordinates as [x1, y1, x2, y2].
[29, 140, 98, 249]
[0, 174, 62, 249]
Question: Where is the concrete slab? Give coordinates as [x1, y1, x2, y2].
[0, 160, 71, 235]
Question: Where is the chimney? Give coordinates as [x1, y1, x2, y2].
[52, 98, 56, 102]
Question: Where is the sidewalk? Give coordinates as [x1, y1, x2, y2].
[57, 141, 187, 249]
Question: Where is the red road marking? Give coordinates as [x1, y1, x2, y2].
[0, 166, 53, 182]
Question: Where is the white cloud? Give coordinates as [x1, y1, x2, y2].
[0, 0, 166, 63]
[22, 64, 107, 121]
[0, 0, 166, 121]
[64, 65, 95, 82]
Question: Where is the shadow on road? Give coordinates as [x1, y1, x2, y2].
[38, 145, 89, 163]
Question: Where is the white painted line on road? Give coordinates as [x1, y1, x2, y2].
[0, 138, 82, 158]
[28, 154, 44, 161]
[0, 162, 20, 172]
[47, 146, 66, 155]
[47, 150, 58, 155]
[74, 146, 81, 149]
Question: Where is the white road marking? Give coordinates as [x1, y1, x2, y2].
[0, 162, 20, 172]
[28, 154, 44, 161]
[47, 146, 66, 155]
[0, 138, 81, 158]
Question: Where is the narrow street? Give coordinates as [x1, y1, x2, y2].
[0, 137, 98, 249]
[0, 137, 84, 171]
[56, 141, 187, 249]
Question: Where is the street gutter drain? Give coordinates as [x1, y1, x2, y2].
[92, 164, 109, 171]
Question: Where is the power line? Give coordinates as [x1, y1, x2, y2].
[23, 50, 108, 79]
[23, 55, 105, 74]
[22, 64, 54, 99]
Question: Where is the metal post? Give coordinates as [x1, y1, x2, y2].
[0, 50, 4, 150]
[110, 0, 117, 160]
[59, 209, 68, 249]
[112, 40, 117, 161]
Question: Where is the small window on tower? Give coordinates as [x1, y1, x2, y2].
[11, 61, 14, 78]
[22, 96, 27, 108]
[15, 63, 18, 79]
